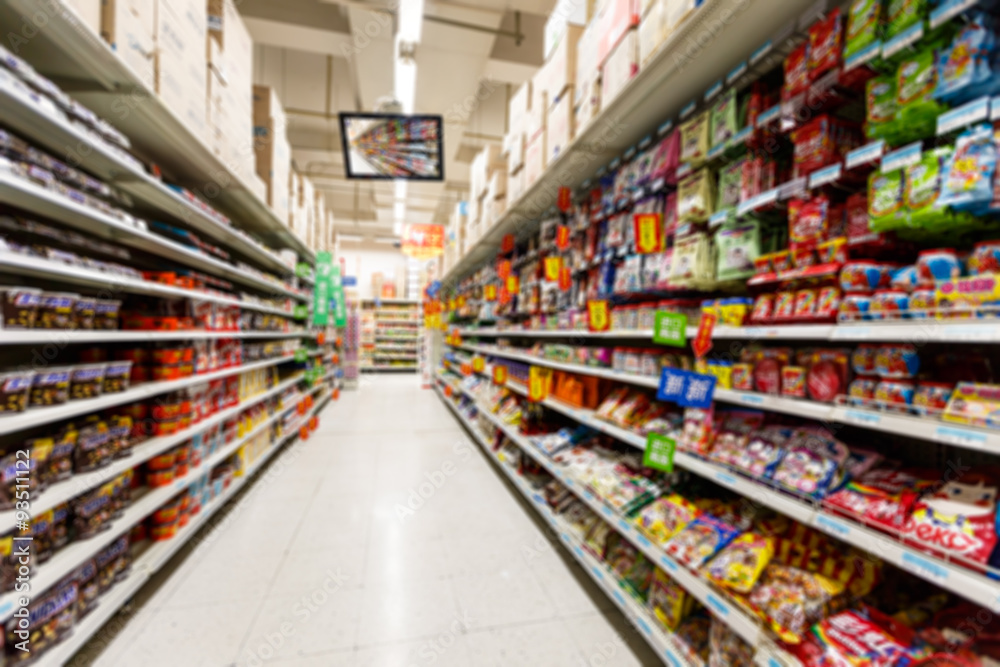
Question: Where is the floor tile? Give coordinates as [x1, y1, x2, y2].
[464, 618, 585, 667]
[356, 578, 465, 646]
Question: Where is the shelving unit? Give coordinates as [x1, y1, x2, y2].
[360, 298, 421, 373]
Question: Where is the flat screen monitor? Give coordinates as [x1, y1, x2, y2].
[338, 113, 444, 180]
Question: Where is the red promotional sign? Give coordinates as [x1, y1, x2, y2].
[693, 312, 717, 359]
[557, 187, 572, 212]
[501, 234, 515, 253]
[499, 285, 511, 304]
[555, 225, 570, 250]
[497, 260, 511, 280]
[633, 213, 664, 254]
[558, 266, 573, 291]
[401, 224, 445, 260]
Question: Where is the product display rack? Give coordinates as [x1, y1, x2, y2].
[360, 298, 421, 372]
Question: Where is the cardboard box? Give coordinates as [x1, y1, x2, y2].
[548, 93, 574, 164]
[507, 131, 526, 174]
[524, 132, 545, 187]
[596, 0, 639, 65]
[639, 0, 667, 67]
[101, 0, 155, 91]
[574, 19, 600, 110]
[544, 0, 594, 60]
[602, 28, 638, 106]
[664, 0, 700, 33]
[575, 76, 601, 133]
[536, 23, 583, 111]
[66, 0, 101, 35]
[507, 81, 532, 135]
[526, 78, 547, 143]
[156, 0, 207, 142]
[508, 167, 525, 203]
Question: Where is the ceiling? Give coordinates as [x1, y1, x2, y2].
[239, 0, 553, 237]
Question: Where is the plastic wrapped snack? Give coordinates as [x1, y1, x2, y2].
[664, 515, 741, 568]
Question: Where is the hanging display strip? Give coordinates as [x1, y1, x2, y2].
[0, 77, 296, 276]
[0, 173, 306, 300]
[29, 390, 333, 665]
[434, 383, 702, 667]
[451, 343, 1000, 454]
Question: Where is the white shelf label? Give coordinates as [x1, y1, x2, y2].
[715, 471, 738, 488]
[727, 62, 748, 84]
[737, 188, 778, 216]
[680, 101, 697, 120]
[707, 143, 726, 160]
[617, 518, 632, 534]
[756, 104, 780, 128]
[737, 393, 764, 406]
[600, 505, 613, 517]
[935, 425, 988, 446]
[591, 566, 605, 580]
[931, 0, 978, 29]
[677, 163, 693, 179]
[750, 40, 772, 65]
[709, 210, 732, 228]
[937, 96, 990, 135]
[882, 141, 922, 173]
[705, 80, 724, 102]
[636, 533, 652, 549]
[657, 120, 674, 136]
[779, 177, 807, 200]
[809, 163, 842, 188]
[815, 514, 852, 538]
[846, 140, 886, 170]
[706, 593, 729, 617]
[730, 125, 753, 147]
[844, 41, 883, 71]
[882, 23, 924, 59]
[659, 555, 678, 572]
[637, 617, 652, 636]
[844, 409, 882, 426]
[901, 551, 950, 582]
[612, 589, 626, 606]
[666, 650, 683, 667]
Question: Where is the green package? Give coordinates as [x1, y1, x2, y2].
[886, 0, 925, 40]
[869, 170, 905, 230]
[845, 0, 883, 59]
[716, 159, 744, 213]
[716, 220, 761, 282]
[866, 75, 898, 139]
[710, 89, 738, 149]
[896, 44, 946, 141]
[907, 147, 954, 229]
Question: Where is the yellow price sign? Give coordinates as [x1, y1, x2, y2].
[633, 213, 664, 254]
[484, 283, 497, 301]
[528, 366, 553, 402]
[472, 356, 485, 373]
[457, 295, 466, 307]
[588, 300, 610, 332]
[493, 365, 507, 386]
[544, 256, 562, 282]
[507, 275, 519, 293]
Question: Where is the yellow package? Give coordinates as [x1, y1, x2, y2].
[632, 494, 701, 545]
[648, 568, 692, 631]
[703, 533, 774, 594]
[680, 111, 710, 164]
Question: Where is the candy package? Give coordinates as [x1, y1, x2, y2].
[885, 0, 926, 40]
[747, 564, 845, 644]
[896, 44, 947, 141]
[703, 532, 774, 594]
[811, 606, 919, 667]
[716, 222, 760, 282]
[935, 13, 1000, 104]
[709, 618, 755, 667]
[664, 515, 741, 568]
[716, 159, 744, 213]
[869, 170, 904, 231]
[939, 124, 998, 213]
[825, 466, 938, 530]
[772, 429, 850, 498]
[730, 426, 790, 478]
[808, 8, 843, 80]
[710, 89, 738, 149]
[845, 0, 883, 61]
[678, 169, 715, 223]
[634, 493, 703, 545]
[785, 42, 811, 99]
[648, 568, 693, 631]
[866, 75, 899, 140]
[680, 112, 710, 164]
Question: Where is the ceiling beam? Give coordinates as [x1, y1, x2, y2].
[243, 17, 354, 57]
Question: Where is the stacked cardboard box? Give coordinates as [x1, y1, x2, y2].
[544, 0, 594, 60]
[574, 19, 601, 133]
[207, 0, 256, 186]
[253, 85, 292, 224]
[156, 0, 208, 143]
[536, 23, 582, 168]
[65, 0, 102, 35]
[469, 145, 505, 235]
[504, 82, 530, 177]
[100, 0, 156, 91]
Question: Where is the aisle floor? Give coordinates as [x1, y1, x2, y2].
[78, 375, 661, 667]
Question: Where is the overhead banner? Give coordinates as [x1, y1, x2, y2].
[330, 262, 347, 327]
[313, 252, 332, 326]
[401, 224, 445, 260]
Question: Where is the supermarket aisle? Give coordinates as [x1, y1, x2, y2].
[79, 375, 659, 667]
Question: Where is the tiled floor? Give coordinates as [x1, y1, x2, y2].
[76, 375, 660, 667]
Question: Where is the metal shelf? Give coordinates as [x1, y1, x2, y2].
[0, 172, 305, 300]
[1, 0, 314, 262]
[0, 330, 307, 344]
[0, 78, 296, 276]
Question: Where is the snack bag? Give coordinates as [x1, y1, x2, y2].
[709, 617, 755, 667]
[944, 383, 1000, 427]
[678, 169, 715, 223]
[825, 466, 939, 530]
[664, 515, 741, 568]
[622, 553, 656, 599]
[845, 0, 883, 61]
[904, 469, 1000, 565]
[905, 147, 951, 225]
[710, 89, 738, 148]
[896, 44, 947, 140]
[869, 170, 904, 230]
[885, 0, 926, 40]
[716, 159, 745, 213]
[681, 112, 710, 164]
[703, 533, 774, 594]
[772, 429, 851, 499]
[939, 124, 999, 213]
[784, 42, 811, 99]
[812, 606, 919, 667]
[681, 406, 715, 455]
[633, 493, 703, 545]
[730, 426, 791, 478]
[935, 14, 998, 104]
[866, 75, 899, 140]
[648, 568, 693, 631]
[747, 564, 845, 644]
[716, 222, 760, 282]
[808, 8, 844, 80]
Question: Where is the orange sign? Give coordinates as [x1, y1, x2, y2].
[507, 275, 519, 293]
[460, 362, 472, 376]
[588, 300, 610, 332]
[401, 224, 445, 260]
[484, 283, 497, 301]
[559, 266, 573, 291]
[557, 186, 572, 212]
[501, 234, 515, 253]
[317, 332, 326, 345]
[497, 260, 511, 280]
[457, 295, 466, 307]
[444, 384, 454, 397]
[544, 256, 562, 282]
[472, 356, 485, 373]
[555, 225, 570, 250]
[499, 285, 511, 305]
[633, 213, 664, 254]
[693, 312, 717, 359]
[493, 365, 507, 385]
[528, 366, 553, 402]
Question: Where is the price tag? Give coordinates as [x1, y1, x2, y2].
[657, 120, 674, 136]
[901, 551, 950, 582]
[633, 213, 664, 254]
[750, 40, 772, 65]
[587, 300, 610, 332]
[692, 312, 716, 358]
[680, 101, 696, 119]
[715, 471, 737, 488]
[506, 275, 519, 293]
[558, 266, 573, 291]
[937, 96, 990, 135]
[846, 140, 886, 170]
[809, 163, 842, 188]
[935, 425, 988, 447]
[544, 256, 562, 282]
[638, 134, 653, 150]
[497, 259, 511, 280]
[528, 366, 552, 401]
[727, 61, 748, 84]
[756, 104, 780, 128]
[844, 409, 882, 426]
[653, 312, 687, 347]
[881, 141, 923, 173]
[882, 22, 924, 59]
[643, 433, 677, 473]
[815, 514, 852, 538]
[709, 209, 731, 228]
[501, 234, 515, 253]
[623, 146, 637, 162]
[706, 143, 726, 161]
[931, 0, 977, 29]
[844, 40, 882, 71]
[555, 224, 570, 250]
[704, 79, 723, 101]
[659, 555, 678, 572]
[729, 125, 753, 147]
[706, 594, 729, 617]
[492, 365, 507, 385]
[484, 283, 497, 301]
[557, 186, 572, 212]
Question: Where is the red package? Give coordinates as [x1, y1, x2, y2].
[807, 9, 843, 81]
[826, 467, 938, 531]
[784, 42, 811, 99]
[807, 350, 849, 402]
[754, 357, 784, 395]
[811, 605, 918, 667]
[751, 294, 775, 323]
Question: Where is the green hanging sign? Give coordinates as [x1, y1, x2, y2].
[293, 304, 308, 320]
[643, 433, 677, 473]
[330, 263, 347, 328]
[653, 312, 687, 347]
[313, 252, 332, 326]
[296, 262, 313, 280]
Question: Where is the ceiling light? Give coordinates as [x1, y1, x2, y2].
[375, 236, 399, 245]
[394, 51, 416, 114]
[394, 180, 408, 201]
[337, 233, 363, 243]
[398, 0, 424, 44]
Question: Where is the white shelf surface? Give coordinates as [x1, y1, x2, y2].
[2, 0, 313, 262]
[434, 384, 701, 667]
[31, 389, 334, 666]
[0, 251, 299, 318]
[0, 330, 308, 345]
[454, 343, 1000, 454]
[0, 75, 296, 276]
[445, 370, 1000, 614]
[0, 173, 305, 301]
[0, 353, 298, 436]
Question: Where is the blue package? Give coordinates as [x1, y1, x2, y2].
[939, 124, 998, 213]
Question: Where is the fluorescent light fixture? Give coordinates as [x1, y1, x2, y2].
[393, 201, 406, 220]
[394, 180, 408, 201]
[398, 0, 424, 44]
[394, 51, 416, 114]
[337, 233, 363, 243]
[375, 236, 399, 245]
[393, 221, 403, 234]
